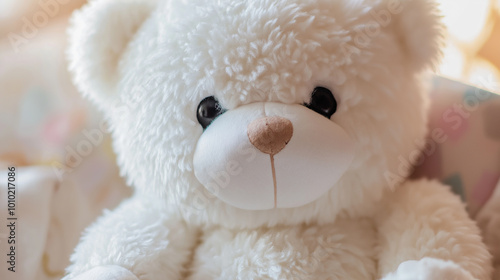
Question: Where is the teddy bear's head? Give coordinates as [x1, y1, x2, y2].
[69, 0, 442, 228]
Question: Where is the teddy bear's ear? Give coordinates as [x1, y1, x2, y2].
[67, 0, 156, 110]
[385, 0, 444, 71]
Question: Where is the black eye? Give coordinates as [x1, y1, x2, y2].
[305, 87, 337, 118]
[197, 96, 226, 129]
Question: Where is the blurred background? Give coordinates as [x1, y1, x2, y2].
[438, 0, 500, 91]
[0, 1, 499, 279]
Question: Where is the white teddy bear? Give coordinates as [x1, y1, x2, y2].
[64, 0, 493, 279]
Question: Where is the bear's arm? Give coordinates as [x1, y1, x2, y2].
[375, 179, 492, 280]
[63, 194, 199, 280]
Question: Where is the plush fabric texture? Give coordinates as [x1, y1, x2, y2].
[64, 0, 493, 279]
[70, 265, 139, 280]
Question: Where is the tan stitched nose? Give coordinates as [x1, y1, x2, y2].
[247, 116, 293, 156]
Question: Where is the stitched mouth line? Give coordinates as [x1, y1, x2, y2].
[270, 154, 277, 208]
[264, 102, 277, 208]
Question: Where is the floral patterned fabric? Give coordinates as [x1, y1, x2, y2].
[413, 77, 500, 217]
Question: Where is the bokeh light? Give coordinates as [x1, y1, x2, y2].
[437, 0, 500, 92]
[438, 0, 492, 46]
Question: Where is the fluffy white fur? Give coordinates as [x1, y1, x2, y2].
[65, 0, 492, 279]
